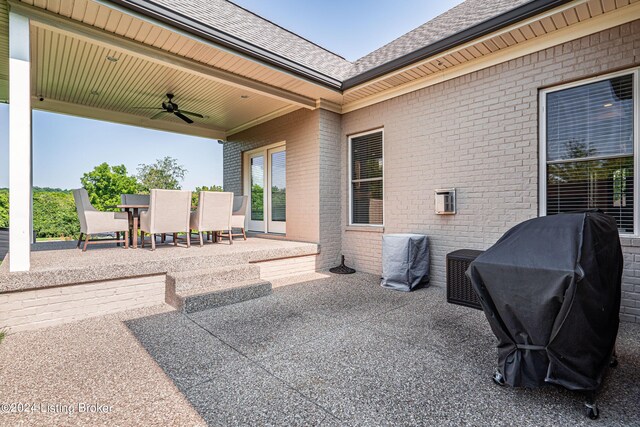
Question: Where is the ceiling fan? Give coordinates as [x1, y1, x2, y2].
[133, 93, 205, 124]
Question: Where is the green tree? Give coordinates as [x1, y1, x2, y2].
[251, 184, 264, 220]
[196, 185, 223, 192]
[80, 163, 140, 211]
[137, 157, 186, 192]
[32, 190, 80, 238]
[191, 185, 223, 207]
[0, 190, 8, 228]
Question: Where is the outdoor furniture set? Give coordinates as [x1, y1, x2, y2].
[72, 188, 248, 251]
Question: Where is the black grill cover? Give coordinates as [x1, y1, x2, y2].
[467, 211, 622, 391]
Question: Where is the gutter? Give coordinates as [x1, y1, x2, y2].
[342, 0, 575, 90]
[106, 0, 343, 90]
[107, 0, 575, 92]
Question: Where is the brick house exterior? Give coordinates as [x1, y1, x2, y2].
[4, 0, 639, 328]
[224, 19, 640, 323]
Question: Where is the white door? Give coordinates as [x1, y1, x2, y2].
[245, 143, 286, 234]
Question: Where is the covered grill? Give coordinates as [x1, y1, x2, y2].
[467, 211, 622, 419]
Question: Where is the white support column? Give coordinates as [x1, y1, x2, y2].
[8, 11, 32, 272]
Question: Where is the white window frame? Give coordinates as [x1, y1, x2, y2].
[348, 128, 385, 227]
[539, 68, 640, 236]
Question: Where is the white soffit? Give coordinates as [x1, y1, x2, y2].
[16, 0, 342, 104]
[5, 0, 343, 139]
[31, 23, 299, 139]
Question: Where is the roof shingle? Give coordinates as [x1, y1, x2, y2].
[348, 0, 532, 78]
[147, 0, 352, 80]
[144, 0, 535, 83]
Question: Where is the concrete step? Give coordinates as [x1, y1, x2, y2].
[163, 242, 320, 274]
[167, 278, 272, 313]
[167, 264, 261, 293]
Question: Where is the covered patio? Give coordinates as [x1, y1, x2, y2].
[1, 0, 343, 273]
[1, 273, 639, 426]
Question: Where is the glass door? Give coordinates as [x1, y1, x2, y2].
[247, 153, 265, 232]
[244, 143, 286, 234]
[267, 147, 286, 234]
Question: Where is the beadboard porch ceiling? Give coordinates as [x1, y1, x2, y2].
[0, 0, 344, 140]
[0, 0, 639, 131]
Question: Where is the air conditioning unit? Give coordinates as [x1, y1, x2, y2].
[446, 249, 483, 310]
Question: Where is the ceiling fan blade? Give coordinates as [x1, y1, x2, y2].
[174, 111, 194, 124]
[173, 111, 193, 124]
[150, 111, 169, 120]
[179, 110, 205, 118]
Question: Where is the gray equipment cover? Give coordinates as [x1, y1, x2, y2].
[381, 234, 430, 291]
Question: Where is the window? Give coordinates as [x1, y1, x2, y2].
[541, 70, 638, 234]
[349, 129, 383, 225]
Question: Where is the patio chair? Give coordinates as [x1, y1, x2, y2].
[121, 193, 163, 242]
[218, 195, 248, 242]
[72, 188, 130, 251]
[139, 189, 192, 250]
[190, 191, 234, 246]
[120, 193, 150, 208]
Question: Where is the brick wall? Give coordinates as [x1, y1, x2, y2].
[0, 275, 165, 333]
[224, 108, 321, 244]
[620, 238, 640, 323]
[257, 254, 318, 280]
[340, 21, 640, 322]
[223, 108, 343, 269]
[317, 109, 343, 269]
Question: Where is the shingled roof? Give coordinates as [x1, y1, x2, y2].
[132, 0, 550, 85]
[348, 0, 532, 78]
[146, 0, 353, 80]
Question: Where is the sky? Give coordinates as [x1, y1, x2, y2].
[0, 0, 464, 190]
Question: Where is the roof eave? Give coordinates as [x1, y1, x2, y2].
[106, 0, 578, 93]
[106, 0, 343, 90]
[342, 0, 575, 90]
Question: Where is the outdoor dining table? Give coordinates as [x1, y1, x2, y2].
[116, 204, 149, 249]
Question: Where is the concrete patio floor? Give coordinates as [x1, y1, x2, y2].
[1, 273, 639, 426]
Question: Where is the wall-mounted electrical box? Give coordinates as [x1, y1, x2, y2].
[435, 188, 456, 215]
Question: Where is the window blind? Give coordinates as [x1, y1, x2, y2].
[250, 156, 264, 221]
[270, 150, 286, 222]
[351, 131, 383, 225]
[546, 74, 634, 232]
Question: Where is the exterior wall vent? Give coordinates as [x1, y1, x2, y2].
[435, 188, 456, 214]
